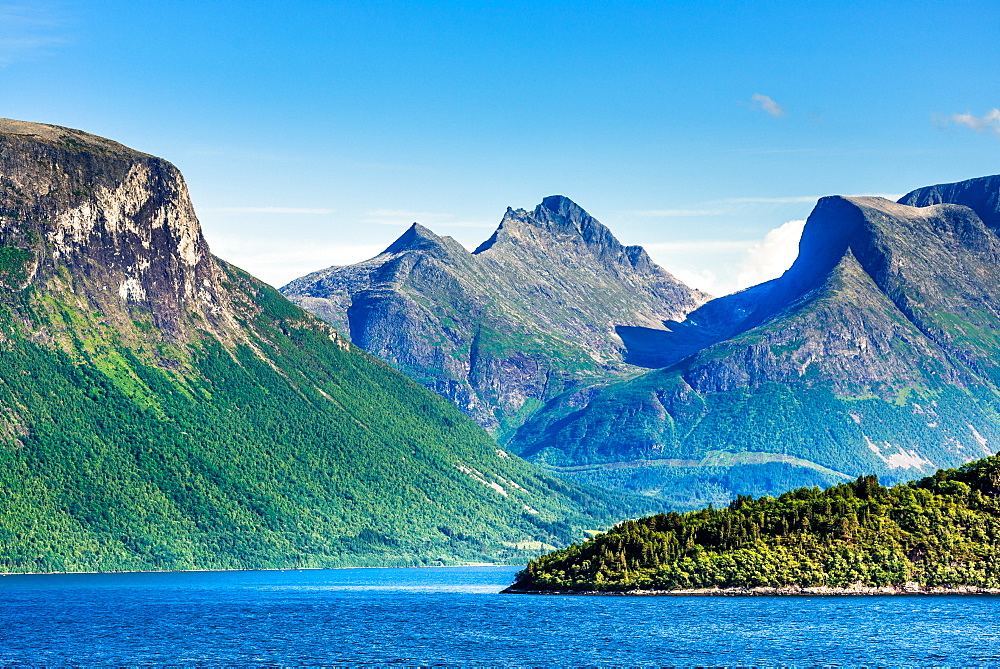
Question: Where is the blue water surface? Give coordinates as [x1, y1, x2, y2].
[1, 565, 999, 665]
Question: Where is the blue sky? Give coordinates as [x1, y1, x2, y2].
[3, 1, 998, 294]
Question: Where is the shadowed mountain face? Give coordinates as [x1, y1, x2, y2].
[282, 195, 708, 435]
[619, 193, 1000, 374]
[0, 119, 651, 572]
[506, 180, 1000, 506]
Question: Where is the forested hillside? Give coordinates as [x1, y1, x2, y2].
[0, 119, 649, 573]
[509, 454, 1000, 593]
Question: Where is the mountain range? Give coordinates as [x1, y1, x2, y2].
[0, 119, 650, 573]
[286, 174, 1000, 509]
[509, 180, 1000, 505]
[282, 197, 707, 436]
[5, 115, 1000, 573]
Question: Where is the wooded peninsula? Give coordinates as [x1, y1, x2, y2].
[506, 454, 1000, 594]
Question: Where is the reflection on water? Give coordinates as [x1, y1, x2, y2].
[1, 565, 998, 665]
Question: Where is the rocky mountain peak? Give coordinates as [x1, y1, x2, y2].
[471, 207, 524, 253]
[381, 222, 451, 255]
[532, 195, 622, 250]
[473, 195, 659, 276]
[284, 194, 707, 433]
[536, 194, 590, 225]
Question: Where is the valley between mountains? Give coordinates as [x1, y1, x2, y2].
[2, 116, 1000, 578]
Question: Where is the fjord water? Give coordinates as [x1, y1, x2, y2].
[1, 566, 998, 665]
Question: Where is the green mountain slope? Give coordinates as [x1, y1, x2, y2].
[0, 119, 649, 573]
[281, 197, 707, 437]
[508, 190, 1000, 505]
[508, 453, 1000, 593]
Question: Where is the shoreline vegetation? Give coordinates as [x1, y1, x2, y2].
[503, 583, 1000, 596]
[508, 455, 1000, 595]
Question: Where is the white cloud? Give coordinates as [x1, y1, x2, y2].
[946, 108, 1000, 136]
[644, 221, 805, 296]
[671, 268, 721, 295]
[204, 206, 335, 214]
[748, 93, 787, 119]
[735, 219, 806, 290]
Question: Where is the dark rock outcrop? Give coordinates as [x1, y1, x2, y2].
[899, 174, 1000, 230]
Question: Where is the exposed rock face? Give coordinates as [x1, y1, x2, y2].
[282, 195, 708, 434]
[508, 181, 1000, 500]
[619, 195, 1000, 383]
[0, 119, 240, 354]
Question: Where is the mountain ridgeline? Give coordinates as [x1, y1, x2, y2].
[281, 197, 707, 436]
[507, 454, 1000, 594]
[0, 119, 652, 573]
[504, 179, 1000, 506]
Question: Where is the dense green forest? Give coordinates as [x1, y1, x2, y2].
[0, 263, 649, 573]
[0, 121, 660, 573]
[510, 454, 1000, 592]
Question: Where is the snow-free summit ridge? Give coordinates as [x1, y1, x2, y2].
[282, 195, 708, 435]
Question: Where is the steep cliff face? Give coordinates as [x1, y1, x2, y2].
[619, 195, 1000, 382]
[508, 185, 1000, 506]
[282, 195, 708, 435]
[0, 120, 238, 350]
[0, 120, 647, 572]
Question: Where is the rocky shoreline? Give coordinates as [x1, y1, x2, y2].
[503, 582, 1000, 596]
